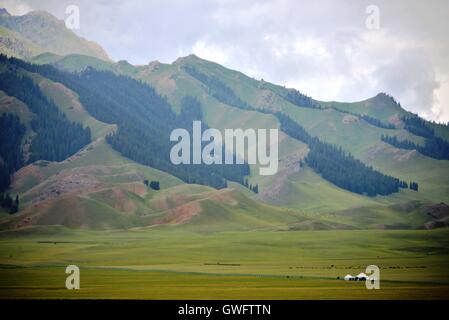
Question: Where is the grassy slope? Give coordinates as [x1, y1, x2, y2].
[321, 94, 409, 123]
[0, 89, 34, 129]
[281, 105, 449, 203]
[0, 26, 43, 58]
[28, 53, 139, 77]
[322, 94, 449, 142]
[3, 138, 326, 231]
[3, 137, 190, 229]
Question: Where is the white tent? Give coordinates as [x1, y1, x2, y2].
[344, 274, 354, 281]
[356, 272, 367, 280]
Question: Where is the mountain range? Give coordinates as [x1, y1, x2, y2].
[1, 8, 448, 232]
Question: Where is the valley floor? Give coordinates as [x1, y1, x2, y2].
[0, 227, 448, 299]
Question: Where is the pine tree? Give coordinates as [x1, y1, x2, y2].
[409, 182, 419, 192]
[150, 181, 160, 190]
[253, 184, 259, 194]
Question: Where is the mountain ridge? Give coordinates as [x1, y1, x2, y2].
[0, 9, 448, 231]
[0, 8, 110, 61]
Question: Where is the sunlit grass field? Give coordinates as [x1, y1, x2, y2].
[0, 227, 448, 299]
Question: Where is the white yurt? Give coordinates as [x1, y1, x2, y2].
[356, 272, 367, 280]
[344, 274, 354, 281]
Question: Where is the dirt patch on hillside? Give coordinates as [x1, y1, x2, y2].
[394, 149, 416, 162]
[45, 82, 84, 113]
[363, 143, 386, 161]
[63, 139, 101, 163]
[111, 187, 136, 213]
[388, 114, 402, 127]
[364, 142, 416, 163]
[153, 200, 202, 225]
[24, 171, 104, 206]
[140, 61, 161, 76]
[152, 189, 240, 225]
[255, 89, 277, 109]
[121, 183, 147, 197]
[10, 198, 55, 229]
[153, 192, 202, 212]
[208, 189, 238, 206]
[145, 72, 177, 95]
[0, 92, 31, 118]
[11, 164, 45, 189]
[159, 75, 177, 92]
[342, 114, 359, 124]
[423, 202, 449, 220]
[0, 93, 15, 105]
[422, 203, 449, 229]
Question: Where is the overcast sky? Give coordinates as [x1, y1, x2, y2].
[2, 0, 448, 123]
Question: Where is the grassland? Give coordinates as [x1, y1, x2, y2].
[0, 227, 448, 299]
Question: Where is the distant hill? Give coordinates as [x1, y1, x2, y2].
[0, 8, 110, 61]
[0, 8, 448, 231]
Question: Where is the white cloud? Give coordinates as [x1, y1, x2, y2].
[293, 38, 330, 60]
[191, 40, 229, 65]
[0, 0, 32, 15]
[433, 76, 449, 124]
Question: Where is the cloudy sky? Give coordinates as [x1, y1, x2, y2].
[2, 0, 448, 123]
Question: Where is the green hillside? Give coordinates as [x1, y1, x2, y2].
[127, 55, 449, 212]
[0, 26, 42, 58]
[0, 60, 325, 231]
[28, 53, 139, 76]
[2, 51, 446, 226]
[0, 45, 448, 231]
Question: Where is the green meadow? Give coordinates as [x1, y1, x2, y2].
[1, 227, 448, 299]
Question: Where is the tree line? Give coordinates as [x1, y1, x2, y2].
[276, 113, 404, 196]
[0, 66, 91, 164]
[360, 114, 395, 129]
[402, 116, 435, 139]
[144, 179, 160, 190]
[183, 65, 253, 111]
[283, 88, 321, 109]
[243, 179, 259, 193]
[184, 65, 405, 196]
[0, 55, 91, 191]
[0, 193, 19, 214]
[381, 116, 449, 160]
[328, 105, 395, 129]
[0, 113, 26, 191]
[3, 56, 250, 189]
